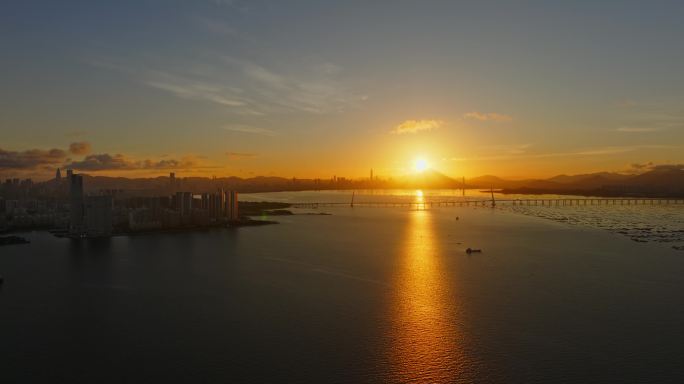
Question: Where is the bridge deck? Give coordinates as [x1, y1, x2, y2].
[290, 198, 684, 208]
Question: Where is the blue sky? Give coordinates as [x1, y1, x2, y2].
[1, 0, 683, 179]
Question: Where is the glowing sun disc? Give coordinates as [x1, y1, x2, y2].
[414, 158, 429, 172]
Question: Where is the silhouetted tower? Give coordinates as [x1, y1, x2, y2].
[55, 168, 61, 181]
[370, 169, 373, 181]
[66, 169, 73, 182]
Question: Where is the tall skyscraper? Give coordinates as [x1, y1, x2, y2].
[226, 191, 239, 221]
[55, 168, 61, 181]
[370, 169, 373, 181]
[175, 191, 192, 217]
[69, 174, 84, 234]
[169, 172, 176, 190]
[200, 193, 210, 210]
[66, 169, 73, 182]
[208, 189, 223, 219]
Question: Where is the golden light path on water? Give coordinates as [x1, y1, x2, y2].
[387, 190, 473, 383]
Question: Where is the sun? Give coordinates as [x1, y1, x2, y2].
[413, 158, 429, 173]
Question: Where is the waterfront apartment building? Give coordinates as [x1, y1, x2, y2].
[175, 192, 193, 217]
[226, 190, 239, 221]
[213, 189, 226, 219]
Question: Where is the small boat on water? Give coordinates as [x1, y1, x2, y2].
[466, 248, 482, 254]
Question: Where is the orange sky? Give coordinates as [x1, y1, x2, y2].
[2, 1, 683, 180]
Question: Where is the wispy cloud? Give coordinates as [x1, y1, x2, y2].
[616, 126, 664, 133]
[476, 143, 533, 155]
[91, 55, 364, 117]
[237, 60, 364, 114]
[572, 147, 638, 156]
[611, 101, 683, 133]
[391, 119, 443, 134]
[144, 72, 259, 113]
[69, 142, 91, 155]
[651, 164, 684, 171]
[629, 161, 654, 170]
[226, 152, 257, 159]
[0, 141, 96, 171]
[0, 148, 67, 170]
[88, 58, 253, 111]
[0, 143, 216, 174]
[67, 154, 137, 171]
[66, 153, 213, 171]
[628, 162, 683, 172]
[463, 111, 513, 122]
[448, 145, 676, 162]
[223, 124, 277, 136]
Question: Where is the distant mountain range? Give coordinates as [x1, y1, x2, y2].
[30, 166, 684, 198]
[466, 166, 684, 197]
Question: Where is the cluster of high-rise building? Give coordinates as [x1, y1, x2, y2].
[2, 178, 36, 199]
[1, 169, 243, 237]
[124, 188, 239, 231]
[194, 190, 239, 220]
[126, 191, 239, 230]
[68, 172, 240, 237]
[0, 174, 68, 231]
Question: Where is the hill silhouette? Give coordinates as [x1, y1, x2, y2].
[468, 166, 683, 197]
[30, 165, 684, 198]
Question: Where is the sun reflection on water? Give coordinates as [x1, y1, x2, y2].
[387, 206, 471, 382]
[415, 189, 426, 210]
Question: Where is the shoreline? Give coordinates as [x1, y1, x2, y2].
[50, 217, 279, 240]
[5, 202, 681, 252]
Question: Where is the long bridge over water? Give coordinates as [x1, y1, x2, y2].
[291, 198, 684, 209]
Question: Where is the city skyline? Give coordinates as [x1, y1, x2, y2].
[2, 1, 683, 180]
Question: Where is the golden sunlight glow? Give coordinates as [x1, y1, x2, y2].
[414, 158, 429, 172]
[388, 209, 468, 381]
[415, 190, 425, 209]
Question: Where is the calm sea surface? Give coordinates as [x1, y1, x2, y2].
[2, 190, 684, 383]
[245, 190, 684, 250]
